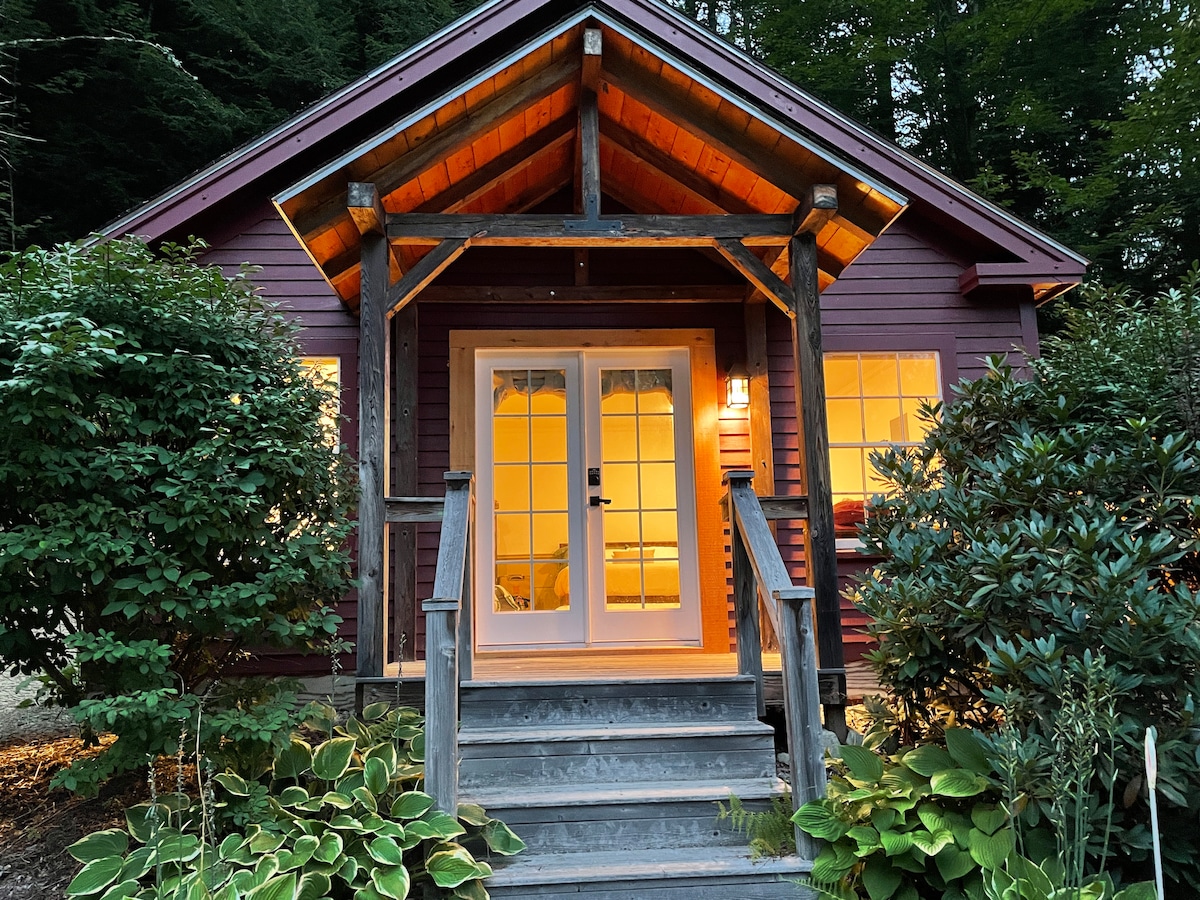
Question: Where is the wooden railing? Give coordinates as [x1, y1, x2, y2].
[723, 470, 826, 857]
[384, 471, 474, 815]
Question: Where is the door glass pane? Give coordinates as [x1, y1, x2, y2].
[599, 367, 682, 610]
[491, 368, 569, 613]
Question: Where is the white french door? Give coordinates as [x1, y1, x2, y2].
[473, 347, 702, 651]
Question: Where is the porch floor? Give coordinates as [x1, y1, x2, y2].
[380, 653, 882, 700]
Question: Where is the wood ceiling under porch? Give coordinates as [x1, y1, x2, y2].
[275, 15, 912, 740]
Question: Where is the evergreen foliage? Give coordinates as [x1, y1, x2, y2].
[0, 237, 357, 790]
[855, 269, 1200, 890]
[1, 0, 481, 248]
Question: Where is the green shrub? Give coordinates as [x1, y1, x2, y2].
[0, 238, 357, 791]
[796, 728, 1018, 899]
[854, 272, 1200, 889]
[64, 702, 523, 900]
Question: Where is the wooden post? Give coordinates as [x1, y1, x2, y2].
[789, 232, 848, 738]
[353, 183, 388, 679]
[422, 598, 459, 814]
[391, 304, 418, 662]
[776, 589, 826, 858]
[423, 471, 473, 816]
[579, 89, 601, 223]
[724, 470, 764, 716]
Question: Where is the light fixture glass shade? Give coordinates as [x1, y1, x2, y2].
[726, 365, 750, 409]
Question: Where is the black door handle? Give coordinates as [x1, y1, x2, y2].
[590, 496, 612, 507]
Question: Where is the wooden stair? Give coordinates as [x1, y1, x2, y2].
[458, 675, 816, 898]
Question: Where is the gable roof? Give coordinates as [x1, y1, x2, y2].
[103, 0, 1087, 305]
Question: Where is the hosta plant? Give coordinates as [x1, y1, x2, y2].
[64, 702, 524, 900]
[795, 728, 1021, 900]
[983, 857, 1155, 900]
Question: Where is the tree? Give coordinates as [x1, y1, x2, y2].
[0, 237, 357, 788]
[855, 269, 1200, 889]
[1, 0, 481, 249]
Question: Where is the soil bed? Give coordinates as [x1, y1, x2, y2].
[0, 736, 138, 900]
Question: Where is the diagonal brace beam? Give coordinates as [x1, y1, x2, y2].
[386, 239, 470, 316]
[713, 238, 792, 315]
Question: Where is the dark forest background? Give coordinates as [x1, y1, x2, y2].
[2, 0, 1197, 290]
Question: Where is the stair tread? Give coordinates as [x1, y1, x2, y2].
[485, 846, 813, 886]
[459, 721, 774, 743]
[463, 674, 756, 689]
[464, 776, 790, 809]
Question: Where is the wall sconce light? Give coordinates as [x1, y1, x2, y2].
[726, 363, 750, 409]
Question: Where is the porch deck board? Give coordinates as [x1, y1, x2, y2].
[378, 652, 881, 699]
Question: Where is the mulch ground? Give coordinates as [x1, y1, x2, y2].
[0, 736, 145, 900]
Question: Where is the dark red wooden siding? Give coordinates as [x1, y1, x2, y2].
[198, 209, 1037, 668]
[202, 202, 361, 675]
[414, 301, 750, 658]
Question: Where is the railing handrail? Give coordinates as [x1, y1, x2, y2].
[723, 469, 826, 859]
[422, 471, 474, 817]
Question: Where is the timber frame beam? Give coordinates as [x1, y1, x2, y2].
[385, 212, 795, 246]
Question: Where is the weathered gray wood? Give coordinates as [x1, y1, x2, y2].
[431, 472, 472, 602]
[579, 89, 601, 222]
[795, 184, 838, 235]
[582, 27, 602, 92]
[711, 238, 792, 314]
[386, 213, 794, 245]
[356, 205, 388, 679]
[728, 480, 808, 635]
[415, 284, 745, 303]
[484, 847, 815, 897]
[458, 494, 475, 683]
[775, 593, 826, 859]
[789, 231, 847, 738]
[726, 472, 765, 716]
[391, 305, 418, 662]
[759, 496, 809, 520]
[460, 679, 758, 726]
[422, 597, 459, 814]
[385, 238, 469, 315]
[422, 472, 474, 816]
[297, 56, 580, 239]
[458, 745, 775, 787]
[384, 497, 444, 523]
[347, 182, 386, 236]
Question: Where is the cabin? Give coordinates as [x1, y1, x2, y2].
[104, 0, 1086, 894]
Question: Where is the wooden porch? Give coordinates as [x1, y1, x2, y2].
[373, 652, 881, 696]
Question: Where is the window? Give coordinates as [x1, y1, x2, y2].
[824, 351, 941, 541]
[299, 356, 341, 444]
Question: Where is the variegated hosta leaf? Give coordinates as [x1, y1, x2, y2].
[312, 737, 358, 781]
[455, 803, 489, 827]
[68, 830, 129, 863]
[364, 757, 391, 795]
[244, 872, 297, 900]
[426, 845, 492, 889]
[481, 819, 526, 856]
[391, 792, 435, 821]
[370, 864, 411, 900]
[66, 857, 125, 897]
[362, 701, 391, 721]
[366, 836, 405, 866]
[275, 740, 313, 780]
[313, 832, 344, 865]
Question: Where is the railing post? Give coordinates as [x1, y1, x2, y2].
[724, 470, 764, 716]
[422, 598, 459, 815]
[776, 588, 826, 858]
[422, 471, 473, 816]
